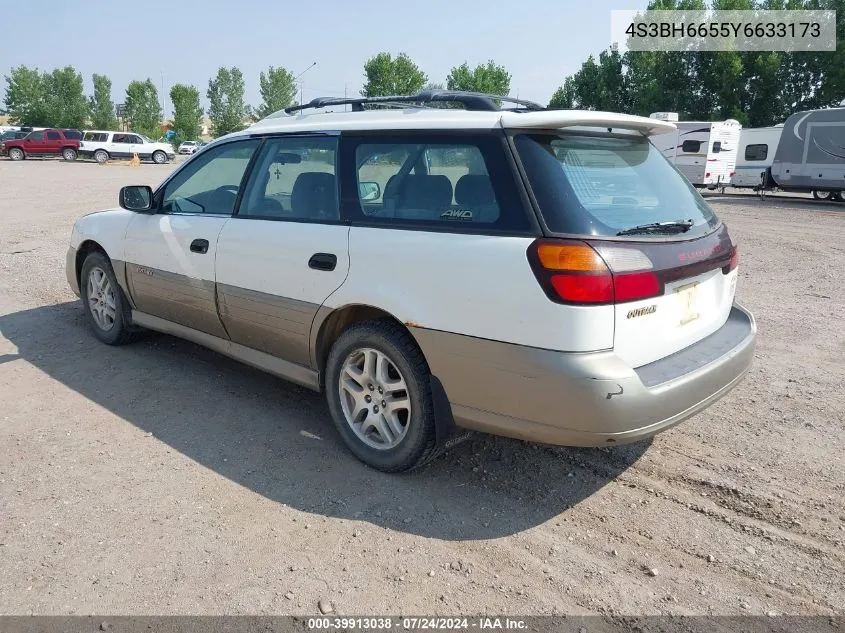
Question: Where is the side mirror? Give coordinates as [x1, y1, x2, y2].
[359, 181, 381, 202]
[119, 185, 154, 212]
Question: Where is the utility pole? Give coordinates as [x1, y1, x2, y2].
[295, 62, 317, 110]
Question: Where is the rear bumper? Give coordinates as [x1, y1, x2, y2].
[411, 303, 757, 447]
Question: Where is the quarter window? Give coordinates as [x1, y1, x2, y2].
[160, 139, 260, 215]
[349, 135, 529, 231]
[744, 143, 768, 161]
[239, 136, 339, 221]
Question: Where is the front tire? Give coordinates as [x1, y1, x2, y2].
[94, 149, 109, 164]
[325, 319, 438, 473]
[8, 148, 24, 161]
[152, 150, 167, 164]
[80, 252, 140, 346]
[62, 148, 77, 161]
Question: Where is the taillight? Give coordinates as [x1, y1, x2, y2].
[527, 240, 663, 306]
[726, 245, 739, 272]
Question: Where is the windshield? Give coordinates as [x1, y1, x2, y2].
[514, 132, 720, 238]
[138, 134, 153, 143]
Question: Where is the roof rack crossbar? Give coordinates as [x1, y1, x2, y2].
[283, 89, 546, 115]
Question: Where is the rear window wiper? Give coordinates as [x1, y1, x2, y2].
[616, 219, 694, 236]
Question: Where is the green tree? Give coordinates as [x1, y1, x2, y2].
[361, 52, 427, 97]
[169, 84, 203, 141]
[446, 60, 511, 95]
[207, 66, 248, 137]
[41, 66, 89, 129]
[255, 66, 297, 119]
[90, 73, 118, 130]
[125, 79, 162, 139]
[548, 78, 576, 109]
[3, 65, 48, 126]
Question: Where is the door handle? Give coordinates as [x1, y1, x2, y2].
[190, 239, 209, 254]
[308, 253, 337, 271]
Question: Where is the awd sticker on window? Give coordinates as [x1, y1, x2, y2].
[441, 209, 473, 221]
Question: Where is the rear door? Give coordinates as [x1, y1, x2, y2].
[215, 134, 349, 368]
[45, 130, 62, 155]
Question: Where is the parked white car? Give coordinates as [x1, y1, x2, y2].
[65, 90, 756, 473]
[178, 140, 200, 155]
[80, 130, 175, 164]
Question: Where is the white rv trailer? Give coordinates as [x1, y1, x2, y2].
[649, 114, 743, 188]
[730, 125, 784, 189]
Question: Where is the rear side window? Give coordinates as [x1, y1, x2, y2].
[239, 135, 339, 221]
[113, 134, 129, 144]
[744, 143, 768, 161]
[46, 131, 60, 140]
[347, 134, 530, 232]
[514, 133, 719, 238]
[681, 140, 701, 153]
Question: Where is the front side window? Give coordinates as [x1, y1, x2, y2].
[350, 135, 529, 231]
[514, 132, 719, 238]
[744, 143, 768, 161]
[161, 139, 260, 215]
[46, 131, 60, 140]
[239, 136, 339, 221]
[28, 131, 44, 140]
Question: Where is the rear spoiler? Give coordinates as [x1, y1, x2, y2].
[499, 110, 677, 137]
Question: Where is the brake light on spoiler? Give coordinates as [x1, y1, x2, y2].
[527, 232, 737, 306]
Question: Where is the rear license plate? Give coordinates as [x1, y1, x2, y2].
[675, 281, 700, 326]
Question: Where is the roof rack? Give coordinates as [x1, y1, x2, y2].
[283, 89, 546, 115]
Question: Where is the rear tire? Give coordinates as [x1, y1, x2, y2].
[80, 252, 141, 346]
[94, 149, 109, 164]
[812, 190, 831, 200]
[152, 150, 167, 164]
[62, 148, 77, 161]
[8, 147, 24, 161]
[325, 318, 438, 473]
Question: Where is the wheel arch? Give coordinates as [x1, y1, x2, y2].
[75, 240, 135, 309]
[75, 240, 110, 288]
[311, 303, 466, 449]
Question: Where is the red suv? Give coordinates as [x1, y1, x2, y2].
[1, 129, 81, 161]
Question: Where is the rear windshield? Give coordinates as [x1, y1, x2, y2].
[514, 133, 719, 238]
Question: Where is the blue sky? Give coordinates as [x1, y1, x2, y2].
[2, 0, 648, 116]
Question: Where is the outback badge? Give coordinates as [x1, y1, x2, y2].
[627, 305, 657, 319]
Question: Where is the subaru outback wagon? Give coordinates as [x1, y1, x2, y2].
[65, 90, 756, 472]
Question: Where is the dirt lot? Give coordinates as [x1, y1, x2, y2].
[1, 160, 843, 617]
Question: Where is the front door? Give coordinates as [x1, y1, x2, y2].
[123, 137, 262, 337]
[25, 130, 47, 155]
[215, 135, 349, 368]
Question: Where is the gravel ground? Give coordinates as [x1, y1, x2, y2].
[0, 160, 843, 617]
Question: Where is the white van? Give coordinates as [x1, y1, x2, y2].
[80, 131, 176, 164]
